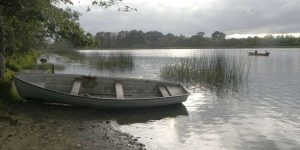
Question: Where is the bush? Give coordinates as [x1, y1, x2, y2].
[0, 79, 22, 105]
[0, 51, 40, 106]
[6, 51, 39, 71]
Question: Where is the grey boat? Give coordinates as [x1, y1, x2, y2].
[248, 51, 270, 56]
[13, 74, 189, 108]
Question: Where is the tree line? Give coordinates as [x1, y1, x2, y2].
[94, 30, 300, 48]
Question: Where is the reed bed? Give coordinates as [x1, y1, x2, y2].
[160, 51, 250, 91]
[85, 52, 135, 69]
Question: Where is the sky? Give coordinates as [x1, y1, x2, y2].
[69, 0, 300, 38]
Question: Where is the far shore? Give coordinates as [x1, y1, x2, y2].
[45, 46, 300, 51]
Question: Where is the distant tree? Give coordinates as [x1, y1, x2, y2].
[124, 30, 145, 47]
[211, 31, 226, 40]
[117, 31, 129, 47]
[94, 30, 300, 49]
[160, 33, 176, 47]
[196, 32, 205, 38]
[144, 31, 163, 47]
[261, 35, 275, 46]
[145, 31, 163, 42]
[189, 32, 206, 47]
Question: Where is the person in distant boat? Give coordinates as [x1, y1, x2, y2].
[255, 50, 257, 54]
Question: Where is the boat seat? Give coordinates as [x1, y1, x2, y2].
[70, 79, 81, 95]
[158, 85, 171, 97]
[115, 81, 124, 99]
[165, 85, 185, 96]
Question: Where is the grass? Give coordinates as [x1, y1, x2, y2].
[1, 50, 47, 106]
[160, 51, 250, 92]
[63, 51, 135, 70]
[88, 52, 134, 69]
[6, 51, 39, 71]
[0, 72, 22, 106]
[6, 51, 52, 71]
[48, 50, 135, 70]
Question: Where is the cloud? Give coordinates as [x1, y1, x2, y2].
[74, 0, 300, 36]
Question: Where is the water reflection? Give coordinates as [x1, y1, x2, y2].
[39, 49, 300, 150]
[100, 104, 188, 125]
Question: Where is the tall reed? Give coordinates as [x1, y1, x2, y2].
[160, 51, 249, 92]
[85, 52, 134, 70]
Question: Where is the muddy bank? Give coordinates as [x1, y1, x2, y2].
[0, 102, 145, 150]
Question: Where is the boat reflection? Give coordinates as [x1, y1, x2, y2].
[101, 104, 188, 125]
[22, 101, 188, 125]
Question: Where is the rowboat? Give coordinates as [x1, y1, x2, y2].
[13, 74, 189, 108]
[248, 51, 270, 56]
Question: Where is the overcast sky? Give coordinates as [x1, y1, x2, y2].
[70, 0, 300, 38]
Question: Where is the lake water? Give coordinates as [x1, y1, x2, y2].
[41, 49, 300, 150]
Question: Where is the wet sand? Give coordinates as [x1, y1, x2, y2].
[0, 102, 145, 150]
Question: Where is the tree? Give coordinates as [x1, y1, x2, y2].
[144, 31, 163, 47]
[211, 31, 226, 40]
[124, 30, 145, 47]
[0, 18, 4, 79]
[196, 32, 205, 38]
[0, 0, 122, 78]
[145, 31, 163, 42]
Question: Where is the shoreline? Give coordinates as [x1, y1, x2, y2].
[0, 102, 145, 150]
[44, 47, 300, 52]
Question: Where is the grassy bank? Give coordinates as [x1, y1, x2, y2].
[5, 51, 53, 72]
[0, 51, 52, 107]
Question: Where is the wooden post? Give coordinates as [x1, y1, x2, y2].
[51, 64, 54, 74]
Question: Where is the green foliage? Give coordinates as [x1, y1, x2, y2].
[4, 69, 14, 80]
[5, 51, 55, 73]
[0, 77, 22, 105]
[0, 51, 54, 105]
[36, 64, 53, 70]
[0, 0, 97, 56]
[0, 0, 123, 105]
[211, 31, 226, 40]
[0, 50, 57, 105]
[6, 51, 39, 71]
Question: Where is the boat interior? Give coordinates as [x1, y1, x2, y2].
[19, 74, 187, 99]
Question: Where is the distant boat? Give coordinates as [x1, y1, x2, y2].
[40, 58, 47, 63]
[248, 51, 270, 56]
[13, 74, 189, 108]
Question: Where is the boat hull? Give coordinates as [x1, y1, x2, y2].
[13, 74, 189, 108]
[248, 52, 270, 56]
